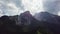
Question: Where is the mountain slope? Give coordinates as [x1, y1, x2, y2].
[35, 12, 60, 34]
[35, 12, 60, 24]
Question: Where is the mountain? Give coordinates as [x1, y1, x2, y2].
[9, 11, 34, 26]
[18, 11, 41, 33]
[1, 11, 60, 34]
[19, 11, 55, 34]
[0, 15, 16, 33]
[20, 11, 34, 25]
[35, 12, 60, 34]
[0, 11, 41, 34]
[35, 12, 60, 24]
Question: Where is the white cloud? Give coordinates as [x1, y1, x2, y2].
[0, 0, 44, 16]
[58, 11, 60, 16]
[22, 0, 44, 15]
[0, 0, 23, 16]
[6, 3, 19, 16]
[0, 9, 4, 17]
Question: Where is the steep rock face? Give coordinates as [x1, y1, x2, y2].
[9, 11, 34, 26]
[19, 11, 40, 33]
[20, 11, 33, 25]
[0, 11, 41, 33]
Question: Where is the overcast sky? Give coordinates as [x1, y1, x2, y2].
[0, 0, 44, 16]
[0, 0, 60, 16]
[43, 0, 60, 15]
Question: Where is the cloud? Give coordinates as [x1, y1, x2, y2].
[0, 0, 24, 16]
[0, 0, 45, 16]
[6, 3, 19, 16]
[22, 0, 44, 15]
[0, 9, 3, 17]
[43, 0, 60, 15]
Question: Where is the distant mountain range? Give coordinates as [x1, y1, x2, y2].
[0, 11, 41, 34]
[0, 11, 60, 34]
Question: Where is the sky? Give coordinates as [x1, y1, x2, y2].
[43, 0, 60, 16]
[0, 0, 24, 16]
[0, 0, 44, 16]
[0, 0, 60, 16]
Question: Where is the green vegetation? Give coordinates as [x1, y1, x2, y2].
[37, 31, 42, 34]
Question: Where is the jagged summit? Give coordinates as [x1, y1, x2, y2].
[21, 11, 32, 16]
[19, 11, 34, 25]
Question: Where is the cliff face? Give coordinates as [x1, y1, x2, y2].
[0, 11, 40, 33]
